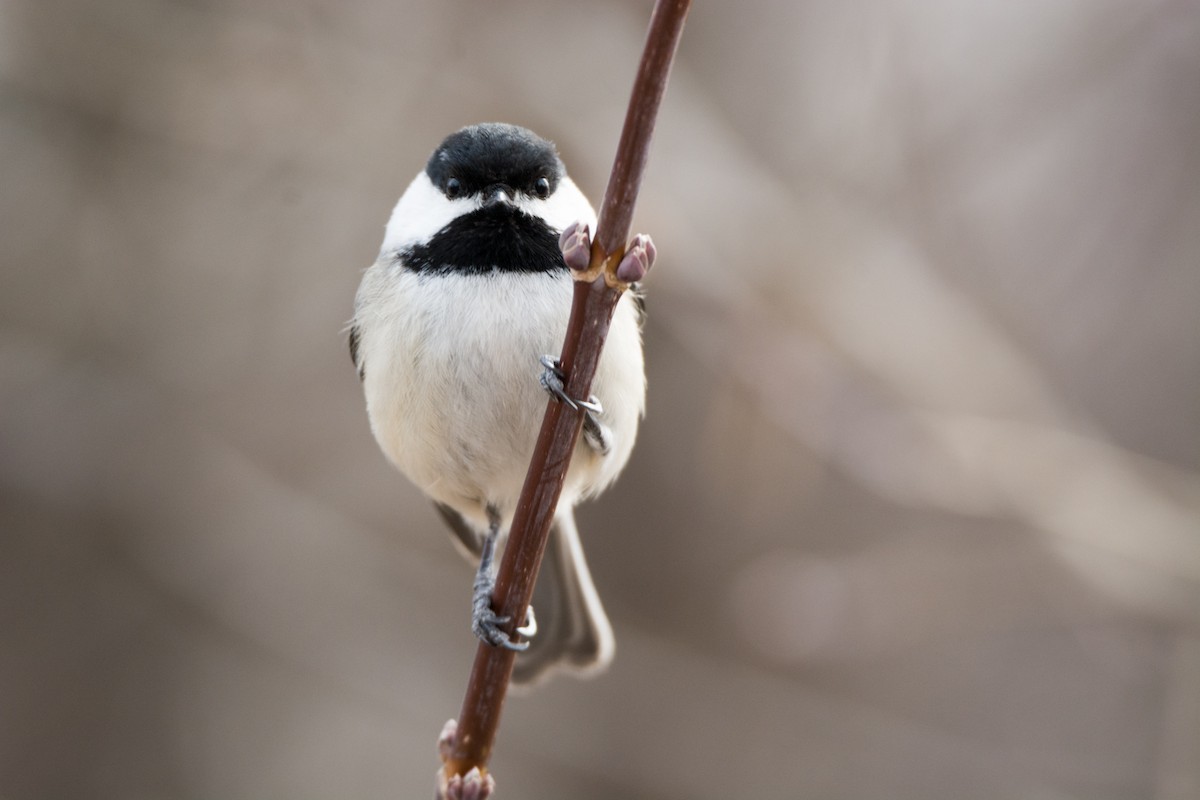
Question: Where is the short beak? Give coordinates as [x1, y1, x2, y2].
[483, 184, 514, 208]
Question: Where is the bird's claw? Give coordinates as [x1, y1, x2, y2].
[469, 511, 533, 651]
[516, 605, 537, 638]
[539, 355, 603, 414]
[472, 602, 529, 652]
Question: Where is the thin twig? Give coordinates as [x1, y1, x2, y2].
[441, 0, 691, 784]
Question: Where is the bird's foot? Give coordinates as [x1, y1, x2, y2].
[539, 355, 603, 414]
[540, 355, 612, 455]
[471, 571, 529, 652]
[470, 518, 533, 651]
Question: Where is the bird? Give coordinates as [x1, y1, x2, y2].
[349, 122, 652, 685]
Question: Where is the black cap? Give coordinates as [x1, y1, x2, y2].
[425, 123, 564, 198]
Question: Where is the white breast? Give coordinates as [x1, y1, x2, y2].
[353, 261, 645, 530]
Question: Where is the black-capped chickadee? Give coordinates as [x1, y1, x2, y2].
[349, 123, 652, 685]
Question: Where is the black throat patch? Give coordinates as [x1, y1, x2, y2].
[401, 204, 566, 275]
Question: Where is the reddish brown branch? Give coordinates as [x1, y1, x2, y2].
[442, 0, 691, 784]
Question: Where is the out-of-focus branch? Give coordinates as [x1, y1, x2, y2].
[439, 0, 690, 790]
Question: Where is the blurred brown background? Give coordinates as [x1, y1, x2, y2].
[3, 1, 1199, 798]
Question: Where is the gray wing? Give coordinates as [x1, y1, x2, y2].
[348, 324, 365, 381]
[433, 501, 483, 558]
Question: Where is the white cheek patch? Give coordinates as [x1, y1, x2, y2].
[379, 173, 598, 257]
[380, 173, 475, 255]
[522, 176, 598, 234]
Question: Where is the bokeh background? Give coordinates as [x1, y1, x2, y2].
[3, 1, 1199, 797]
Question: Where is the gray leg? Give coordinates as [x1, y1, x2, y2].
[470, 507, 529, 651]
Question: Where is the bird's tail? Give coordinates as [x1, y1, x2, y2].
[512, 507, 614, 686]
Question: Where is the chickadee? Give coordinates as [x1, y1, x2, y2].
[350, 123, 651, 685]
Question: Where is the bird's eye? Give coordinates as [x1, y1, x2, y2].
[534, 177, 551, 199]
[445, 177, 462, 199]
